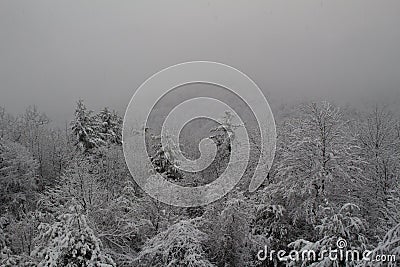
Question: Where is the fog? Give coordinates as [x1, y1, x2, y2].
[1, 0, 399, 124]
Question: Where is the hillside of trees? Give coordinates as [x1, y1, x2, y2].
[0, 100, 399, 266]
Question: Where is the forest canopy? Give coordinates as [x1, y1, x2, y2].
[0, 100, 399, 266]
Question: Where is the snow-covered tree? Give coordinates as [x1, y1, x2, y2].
[0, 107, 19, 142]
[147, 131, 181, 181]
[368, 222, 400, 267]
[88, 182, 156, 266]
[134, 220, 214, 267]
[218, 198, 253, 266]
[0, 216, 13, 266]
[6, 211, 38, 257]
[90, 145, 131, 200]
[385, 181, 400, 229]
[0, 139, 38, 218]
[38, 156, 104, 215]
[268, 102, 364, 224]
[36, 147, 156, 266]
[252, 204, 290, 252]
[199, 196, 253, 267]
[199, 111, 241, 186]
[209, 110, 236, 148]
[0, 106, 72, 189]
[33, 206, 115, 267]
[209, 111, 236, 172]
[288, 203, 368, 267]
[356, 105, 400, 232]
[71, 100, 104, 152]
[96, 108, 122, 145]
[21, 106, 50, 160]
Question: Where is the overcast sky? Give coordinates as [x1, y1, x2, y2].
[1, 0, 399, 124]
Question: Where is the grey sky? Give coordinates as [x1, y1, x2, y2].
[1, 0, 399, 124]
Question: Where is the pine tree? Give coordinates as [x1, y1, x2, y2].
[71, 100, 104, 152]
[96, 108, 122, 145]
[33, 206, 115, 267]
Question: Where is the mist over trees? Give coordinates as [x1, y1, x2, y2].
[0, 100, 399, 266]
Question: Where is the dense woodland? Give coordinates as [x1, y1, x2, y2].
[0, 100, 399, 266]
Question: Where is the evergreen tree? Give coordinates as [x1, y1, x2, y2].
[71, 100, 104, 152]
[33, 206, 115, 267]
[96, 108, 122, 145]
